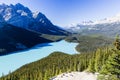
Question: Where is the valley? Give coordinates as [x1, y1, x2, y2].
[0, 1, 120, 80]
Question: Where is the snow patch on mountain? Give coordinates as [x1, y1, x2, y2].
[17, 10, 28, 16]
[33, 11, 39, 19]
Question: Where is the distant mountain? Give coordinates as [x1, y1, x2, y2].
[65, 14, 120, 37]
[0, 3, 69, 35]
[0, 22, 52, 56]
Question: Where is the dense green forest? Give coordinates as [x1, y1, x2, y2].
[0, 35, 120, 80]
[65, 34, 113, 53]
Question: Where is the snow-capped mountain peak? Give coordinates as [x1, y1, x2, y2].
[66, 13, 120, 29]
[92, 13, 120, 25]
[0, 3, 32, 21]
[65, 13, 120, 37]
[67, 13, 120, 27]
[0, 3, 68, 35]
[81, 13, 120, 25]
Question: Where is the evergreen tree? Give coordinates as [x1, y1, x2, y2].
[101, 35, 120, 79]
[95, 49, 102, 72]
[88, 58, 95, 72]
[114, 35, 120, 50]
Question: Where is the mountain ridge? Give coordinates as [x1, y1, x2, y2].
[0, 3, 69, 55]
[65, 13, 120, 36]
[0, 3, 69, 35]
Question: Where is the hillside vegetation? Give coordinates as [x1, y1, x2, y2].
[0, 35, 120, 80]
[65, 34, 113, 53]
[0, 51, 92, 80]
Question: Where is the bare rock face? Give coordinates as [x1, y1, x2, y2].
[51, 72, 98, 80]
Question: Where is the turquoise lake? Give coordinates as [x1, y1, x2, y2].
[0, 40, 78, 77]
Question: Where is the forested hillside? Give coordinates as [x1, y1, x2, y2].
[1, 36, 120, 80]
[0, 51, 92, 80]
[65, 34, 113, 53]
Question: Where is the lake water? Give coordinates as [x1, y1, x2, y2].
[0, 40, 78, 77]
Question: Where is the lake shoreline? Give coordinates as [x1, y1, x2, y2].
[0, 40, 78, 77]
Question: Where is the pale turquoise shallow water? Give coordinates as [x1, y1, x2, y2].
[0, 40, 78, 77]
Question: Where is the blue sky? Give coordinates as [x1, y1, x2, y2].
[0, 0, 120, 27]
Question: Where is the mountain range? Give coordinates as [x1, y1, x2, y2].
[0, 3, 69, 35]
[65, 14, 120, 37]
[0, 3, 69, 56]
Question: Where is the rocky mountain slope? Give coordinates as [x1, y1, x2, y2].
[0, 23, 52, 56]
[0, 3, 70, 55]
[0, 3, 69, 35]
